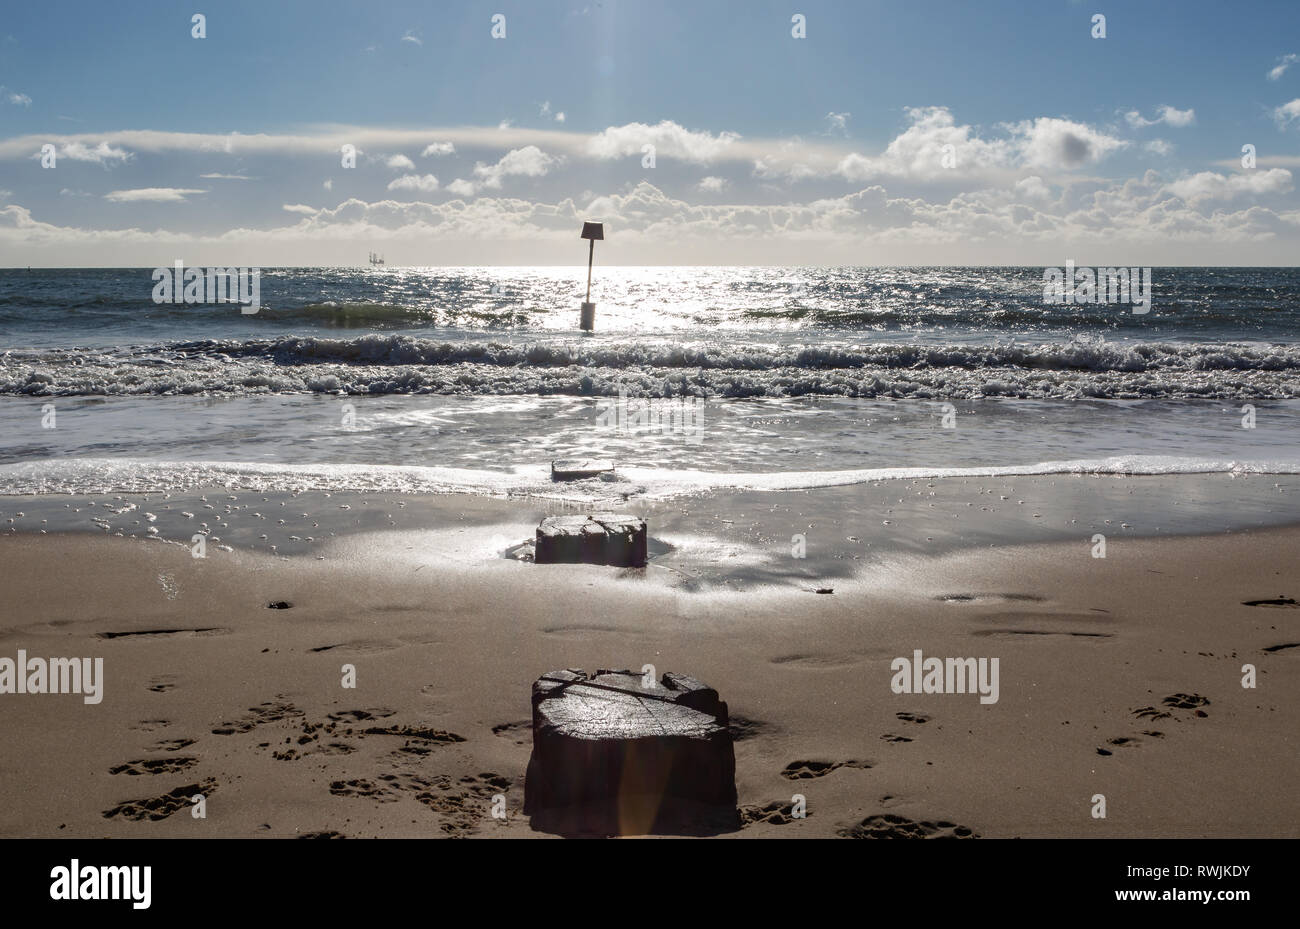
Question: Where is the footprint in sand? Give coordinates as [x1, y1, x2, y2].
[769, 653, 868, 668]
[540, 624, 628, 637]
[211, 700, 304, 735]
[97, 627, 229, 640]
[298, 831, 346, 839]
[1162, 693, 1211, 711]
[880, 734, 913, 743]
[1096, 736, 1143, 756]
[1132, 706, 1174, 722]
[309, 640, 402, 655]
[896, 712, 931, 724]
[1241, 596, 1297, 608]
[838, 813, 978, 839]
[1103, 694, 1212, 754]
[329, 778, 390, 800]
[727, 715, 772, 742]
[331, 769, 512, 837]
[937, 593, 1045, 604]
[268, 719, 358, 761]
[326, 708, 396, 723]
[363, 724, 466, 758]
[270, 741, 356, 761]
[492, 721, 532, 746]
[148, 738, 196, 752]
[109, 757, 199, 776]
[740, 800, 809, 826]
[130, 719, 171, 732]
[780, 759, 873, 780]
[103, 779, 217, 822]
[420, 774, 512, 836]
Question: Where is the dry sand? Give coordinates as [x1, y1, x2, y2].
[0, 519, 1295, 838]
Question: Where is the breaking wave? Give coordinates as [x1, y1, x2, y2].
[3, 336, 1299, 400]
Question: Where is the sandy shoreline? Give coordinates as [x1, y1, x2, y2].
[0, 507, 1295, 838]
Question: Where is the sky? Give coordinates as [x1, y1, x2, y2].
[1, 0, 1299, 266]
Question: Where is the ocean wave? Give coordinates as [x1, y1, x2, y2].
[3, 337, 1299, 399]
[1, 455, 1295, 499]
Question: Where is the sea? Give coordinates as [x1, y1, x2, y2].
[2, 266, 1298, 506]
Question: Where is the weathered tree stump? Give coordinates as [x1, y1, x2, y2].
[550, 458, 614, 481]
[524, 669, 739, 835]
[534, 514, 647, 567]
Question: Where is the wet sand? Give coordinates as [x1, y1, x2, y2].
[0, 503, 1295, 838]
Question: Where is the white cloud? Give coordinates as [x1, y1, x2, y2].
[401, 29, 422, 46]
[697, 176, 729, 192]
[421, 142, 454, 157]
[385, 153, 416, 170]
[1158, 105, 1195, 127]
[104, 187, 205, 202]
[587, 120, 741, 163]
[2, 87, 31, 107]
[480, 146, 557, 183]
[1144, 139, 1174, 156]
[0, 124, 839, 168]
[8, 174, 1300, 266]
[282, 204, 318, 215]
[50, 141, 132, 164]
[833, 106, 1010, 181]
[1124, 105, 1195, 129]
[447, 145, 559, 196]
[1268, 53, 1298, 81]
[387, 173, 440, 193]
[1274, 98, 1300, 128]
[824, 112, 850, 136]
[323, 179, 333, 190]
[537, 104, 566, 124]
[829, 107, 1123, 182]
[1164, 168, 1293, 203]
[1013, 116, 1127, 169]
[1014, 175, 1052, 200]
[200, 173, 254, 179]
[498, 119, 513, 130]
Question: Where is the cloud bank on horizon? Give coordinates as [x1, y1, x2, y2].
[1, 0, 1299, 266]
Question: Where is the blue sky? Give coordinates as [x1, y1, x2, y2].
[2, 0, 1299, 265]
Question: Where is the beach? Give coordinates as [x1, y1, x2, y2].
[1, 482, 1295, 838]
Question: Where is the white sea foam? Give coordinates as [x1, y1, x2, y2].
[3, 337, 1299, 399]
[1, 455, 1295, 500]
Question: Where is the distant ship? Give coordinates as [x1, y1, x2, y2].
[368, 252, 385, 266]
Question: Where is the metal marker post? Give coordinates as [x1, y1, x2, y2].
[579, 221, 603, 331]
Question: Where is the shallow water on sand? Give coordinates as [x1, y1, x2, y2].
[3, 471, 1295, 590]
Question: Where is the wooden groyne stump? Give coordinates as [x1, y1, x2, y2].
[524, 669, 739, 835]
[534, 514, 647, 567]
[550, 458, 614, 481]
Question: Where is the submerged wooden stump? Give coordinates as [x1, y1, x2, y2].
[524, 669, 739, 835]
[534, 514, 647, 567]
[550, 458, 614, 482]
